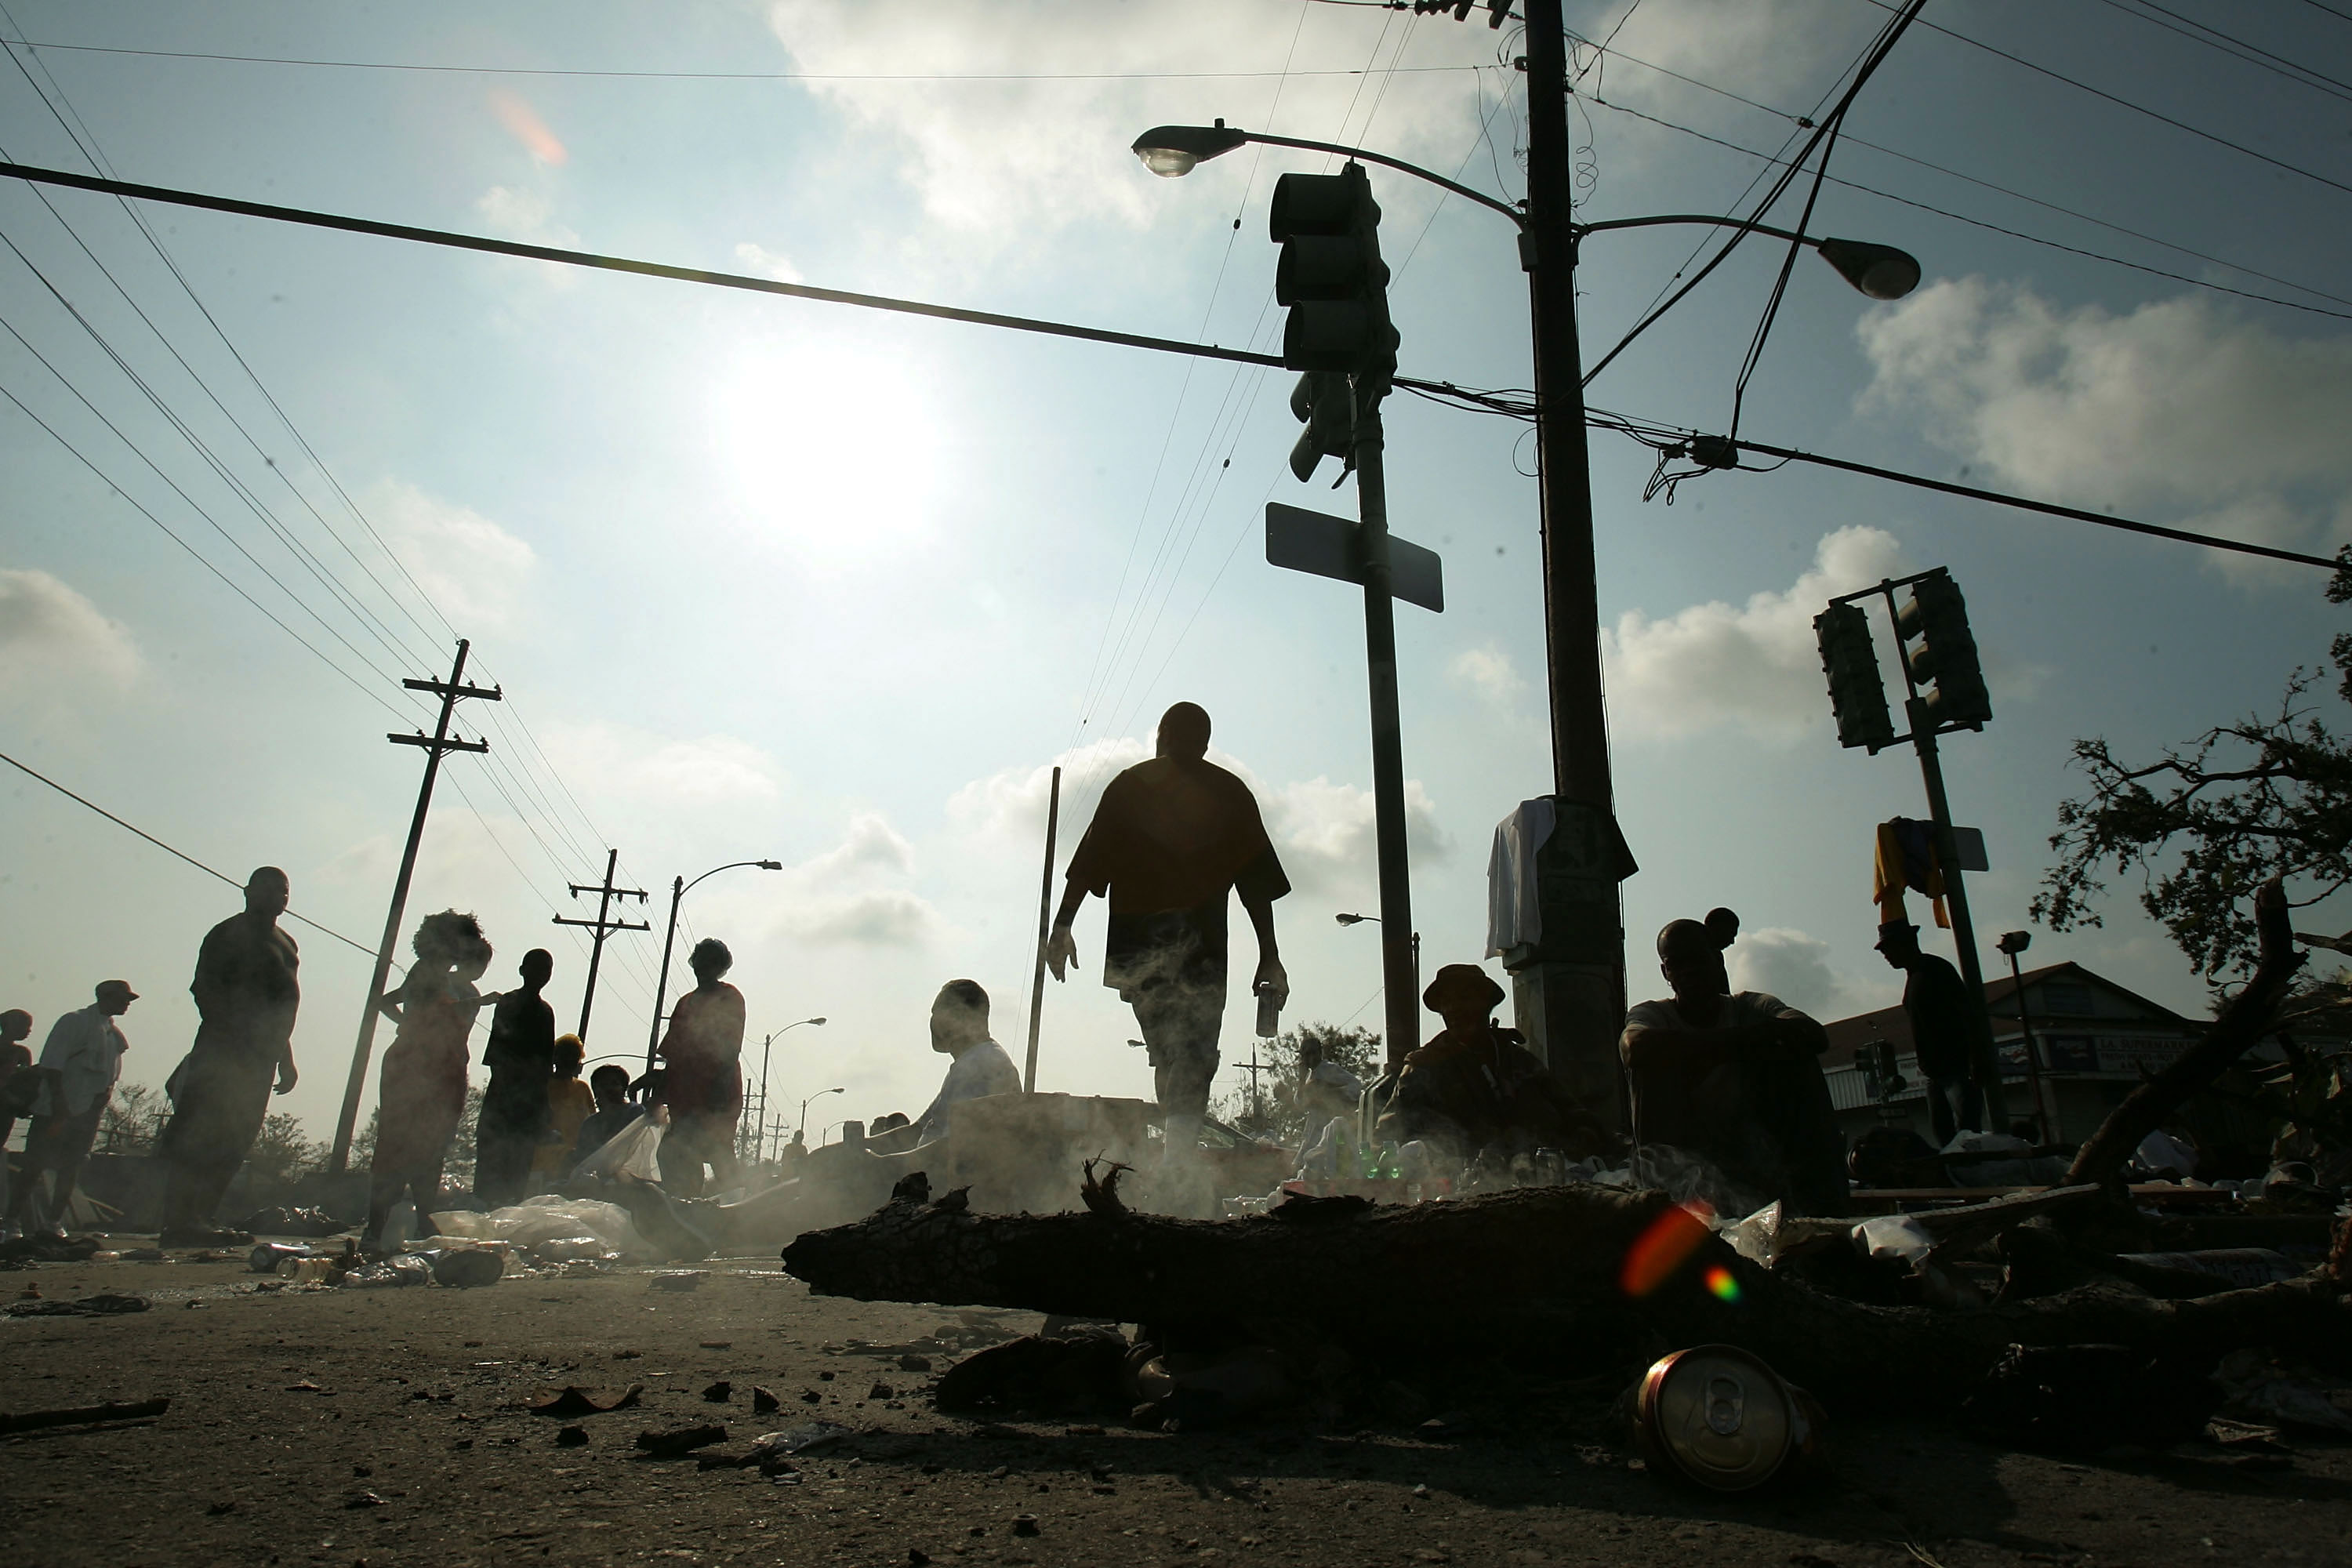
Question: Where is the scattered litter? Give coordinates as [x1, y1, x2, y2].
[343, 1490, 387, 1509]
[1850, 1214, 1935, 1268]
[2215, 1349, 2352, 1435]
[239, 1205, 347, 1237]
[556, 1425, 589, 1448]
[0, 1396, 170, 1433]
[751, 1420, 850, 1456]
[530, 1385, 643, 1417]
[870, 1383, 895, 1401]
[1632, 1345, 1820, 1491]
[703, 1381, 733, 1403]
[119, 1247, 164, 1261]
[636, 1424, 728, 1457]
[648, 1272, 706, 1293]
[205, 1500, 235, 1515]
[427, 1248, 506, 1289]
[898, 1354, 932, 1373]
[752, 1386, 780, 1414]
[342, 1256, 430, 1289]
[699, 1340, 732, 1349]
[2, 1293, 150, 1319]
[1011, 1515, 1040, 1538]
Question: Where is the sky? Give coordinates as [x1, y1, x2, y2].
[2, 0, 2347, 1152]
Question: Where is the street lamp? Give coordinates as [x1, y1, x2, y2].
[644, 858, 783, 1073]
[1996, 931, 2051, 1145]
[1335, 911, 1421, 1004]
[1133, 114, 1918, 1116]
[746, 1018, 826, 1163]
[798, 1087, 844, 1145]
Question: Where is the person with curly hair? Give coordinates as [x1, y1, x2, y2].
[362, 911, 493, 1251]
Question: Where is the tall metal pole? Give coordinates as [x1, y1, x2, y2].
[647, 876, 684, 1075]
[1023, 766, 1062, 1093]
[1352, 408, 1421, 1071]
[329, 638, 498, 1174]
[1904, 705, 2009, 1129]
[1509, 0, 1630, 1117]
[2005, 946, 2051, 1143]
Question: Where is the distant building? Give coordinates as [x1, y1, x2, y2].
[1823, 961, 2220, 1149]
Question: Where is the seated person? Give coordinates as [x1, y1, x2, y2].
[1279, 1033, 1363, 1148]
[1377, 964, 1610, 1164]
[1621, 916, 1847, 1215]
[568, 1064, 643, 1173]
[910, 979, 1022, 1145]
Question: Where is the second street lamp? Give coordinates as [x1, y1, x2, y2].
[1132, 114, 1918, 1119]
[645, 858, 783, 1073]
[746, 1016, 826, 1163]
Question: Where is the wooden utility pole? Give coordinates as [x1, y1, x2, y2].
[554, 848, 648, 1041]
[328, 639, 501, 1174]
[1022, 766, 1062, 1094]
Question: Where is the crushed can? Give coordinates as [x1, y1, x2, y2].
[1634, 1344, 1821, 1491]
[250, 1242, 310, 1274]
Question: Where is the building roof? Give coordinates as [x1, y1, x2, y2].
[1820, 959, 2196, 1067]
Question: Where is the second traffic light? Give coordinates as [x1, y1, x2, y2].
[1269, 162, 1396, 381]
[1813, 601, 1895, 752]
[1896, 570, 1993, 728]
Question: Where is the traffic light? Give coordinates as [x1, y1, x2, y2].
[1269, 162, 1396, 383]
[1896, 569, 1993, 728]
[1288, 372, 1354, 483]
[1814, 601, 1896, 751]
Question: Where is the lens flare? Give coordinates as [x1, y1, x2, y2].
[1703, 1264, 1742, 1302]
[1618, 1200, 1715, 1298]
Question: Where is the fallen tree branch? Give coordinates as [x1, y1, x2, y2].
[2067, 877, 2306, 1186]
[781, 1185, 2350, 1409]
[0, 1397, 170, 1433]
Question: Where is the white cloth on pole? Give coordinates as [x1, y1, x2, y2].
[1486, 798, 1556, 957]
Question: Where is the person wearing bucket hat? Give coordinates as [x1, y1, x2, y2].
[1375, 963, 1610, 1163]
[1621, 913, 1847, 1214]
[6, 979, 136, 1236]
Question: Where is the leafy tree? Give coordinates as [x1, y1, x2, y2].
[2034, 547, 2352, 983]
[245, 1112, 324, 1200]
[1211, 1021, 1381, 1140]
[98, 1083, 167, 1154]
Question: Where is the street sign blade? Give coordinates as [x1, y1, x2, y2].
[1265, 502, 1359, 586]
[1387, 534, 1443, 614]
[1265, 503, 1444, 614]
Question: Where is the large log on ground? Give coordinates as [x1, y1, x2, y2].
[780, 1179, 2351, 1408]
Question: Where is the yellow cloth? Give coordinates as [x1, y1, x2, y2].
[1872, 821, 1950, 929]
[533, 1076, 597, 1174]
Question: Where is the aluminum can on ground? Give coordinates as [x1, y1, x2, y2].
[1634, 1344, 1820, 1491]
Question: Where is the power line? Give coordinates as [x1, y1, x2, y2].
[1583, 94, 2352, 323]
[2092, 0, 2352, 104]
[1855, 0, 2352, 201]
[1565, 26, 2352, 314]
[2, 38, 1489, 82]
[0, 746, 377, 956]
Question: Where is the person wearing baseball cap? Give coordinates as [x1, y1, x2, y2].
[6, 979, 136, 1236]
[1374, 963, 1610, 1164]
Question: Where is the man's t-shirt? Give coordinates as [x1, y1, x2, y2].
[481, 991, 558, 1127]
[190, 914, 300, 1061]
[1063, 756, 1290, 994]
[914, 1040, 1023, 1143]
[1620, 991, 1803, 1152]
[1901, 953, 1974, 1080]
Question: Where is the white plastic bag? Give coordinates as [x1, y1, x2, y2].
[575, 1117, 663, 1184]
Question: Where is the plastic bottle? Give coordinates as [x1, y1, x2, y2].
[1374, 1142, 1401, 1181]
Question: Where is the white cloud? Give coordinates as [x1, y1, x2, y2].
[0, 567, 139, 691]
[368, 481, 537, 636]
[1728, 925, 1860, 1018]
[549, 722, 786, 807]
[1602, 525, 1907, 740]
[1857, 278, 2352, 579]
[790, 888, 936, 946]
[802, 811, 916, 880]
[1449, 641, 1524, 706]
[474, 184, 579, 250]
[766, 813, 938, 948]
[763, 0, 1493, 241]
[732, 242, 804, 284]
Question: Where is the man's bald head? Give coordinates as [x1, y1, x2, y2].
[1156, 702, 1211, 760]
[246, 866, 290, 920]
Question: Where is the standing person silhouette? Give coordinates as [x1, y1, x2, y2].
[156, 867, 302, 1247]
[655, 938, 746, 1198]
[9, 981, 135, 1237]
[473, 949, 556, 1208]
[363, 912, 493, 1253]
[1045, 702, 1289, 1210]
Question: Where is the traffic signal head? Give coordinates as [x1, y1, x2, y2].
[1269, 163, 1396, 379]
[1896, 570, 1993, 728]
[1287, 372, 1354, 483]
[1814, 601, 1896, 751]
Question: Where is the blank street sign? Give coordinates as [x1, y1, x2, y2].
[1264, 503, 1444, 613]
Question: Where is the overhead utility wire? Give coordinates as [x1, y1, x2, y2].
[1584, 96, 2352, 323]
[1566, 30, 2352, 313]
[2092, 0, 2352, 103]
[0, 747, 376, 956]
[1582, 0, 1925, 387]
[9, 157, 2324, 578]
[2, 39, 1488, 81]
[1855, 0, 2352, 201]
